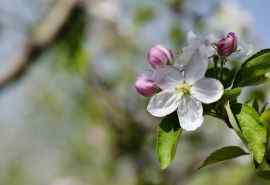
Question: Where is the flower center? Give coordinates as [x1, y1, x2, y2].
[175, 83, 191, 95]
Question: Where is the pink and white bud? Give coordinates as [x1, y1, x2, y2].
[135, 74, 159, 97]
[147, 45, 174, 69]
[216, 32, 237, 57]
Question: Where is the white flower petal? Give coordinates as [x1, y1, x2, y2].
[154, 66, 184, 90]
[177, 45, 194, 66]
[191, 78, 224, 104]
[187, 31, 197, 44]
[177, 35, 201, 66]
[184, 49, 208, 85]
[177, 32, 214, 76]
[199, 44, 214, 59]
[236, 40, 255, 59]
[177, 96, 203, 131]
[147, 91, 181, 117]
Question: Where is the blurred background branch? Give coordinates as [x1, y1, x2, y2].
[0, 0, 81, 90]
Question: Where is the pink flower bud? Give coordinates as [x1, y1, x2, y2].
[216, 32, 237, 57]
[147, 45, 174, 69]
[135, 74, 159, 97]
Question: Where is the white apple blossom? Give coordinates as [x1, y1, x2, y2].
[176, 31, 215, 67]
[147, 35, 224, 131]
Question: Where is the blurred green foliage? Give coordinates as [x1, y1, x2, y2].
[133, 6, 156, 26]
[169, 23, 185, 48]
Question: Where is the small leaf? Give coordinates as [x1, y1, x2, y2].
[234, 49, 270, 87]
[260, 108, 270, 161]
[155, 113, 182, 169]
[199, 146, 248, 169]
[235, 104, 267, 164]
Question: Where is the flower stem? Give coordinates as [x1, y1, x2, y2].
[212, 55, 219, 78]
[214, 60, 218, 78]
[220, 57, 225, 81]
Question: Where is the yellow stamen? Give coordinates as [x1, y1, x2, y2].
[175, 83, 191, 95]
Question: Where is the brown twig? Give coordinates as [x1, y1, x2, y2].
[0, 0, 82, 90]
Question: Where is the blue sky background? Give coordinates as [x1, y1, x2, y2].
[238, 0, 270, 47]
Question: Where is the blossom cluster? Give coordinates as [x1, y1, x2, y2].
[135, 32, 238, 131]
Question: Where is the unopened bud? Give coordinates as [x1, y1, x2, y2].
[135, 74, 159, 97]
[216, 32, 237, 57]
[147, 45, 174, 69]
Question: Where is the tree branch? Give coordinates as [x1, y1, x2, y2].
[0, 0, 83, 90]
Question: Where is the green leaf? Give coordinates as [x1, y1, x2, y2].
[260, 108, 270, 164]
[155, 113, 182, 169]
[235, 104, 267, 164]
[199, 146, 248, 169]
[234, 49, 270, 87]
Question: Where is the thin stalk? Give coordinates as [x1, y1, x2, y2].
[212, 55, 219, 79]
[214, 59, 218, 78]
[220, 57, 225, 81]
